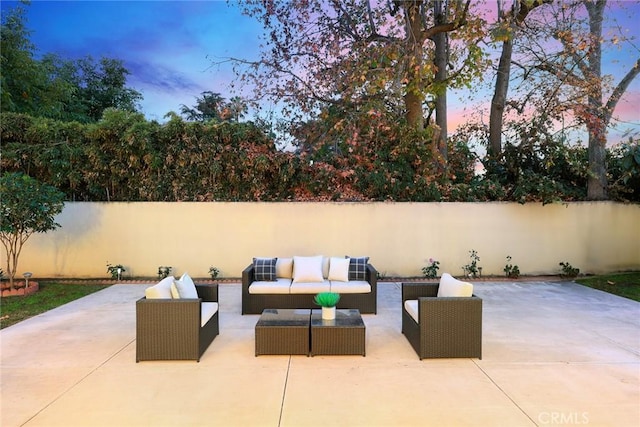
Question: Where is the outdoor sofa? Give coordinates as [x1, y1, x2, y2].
[242, 255, 377, 314]
[402, 273, 482, 359]
[136, 273, 219, 362]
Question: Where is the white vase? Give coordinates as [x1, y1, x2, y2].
[322, 306, 336, 320]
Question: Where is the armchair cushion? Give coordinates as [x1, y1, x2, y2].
[145, 276, 175, 299]
[175, 272, 199, 299]
[253, 257, 277, 281]
[437, 273, 473, 297]
[201, 302, 219, 327]
[404, 299, 419, 323]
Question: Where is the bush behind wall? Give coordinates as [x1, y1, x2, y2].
[1, 111, 637, 203]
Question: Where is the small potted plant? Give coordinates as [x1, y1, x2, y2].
[314, 292, 340, 320]
[208, 266, 220, 280]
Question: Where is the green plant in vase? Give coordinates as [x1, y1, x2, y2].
[314, 292, 340, 320]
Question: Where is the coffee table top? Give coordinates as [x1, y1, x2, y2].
[256, 309, 311, 327]
[311, 309, 364, 327]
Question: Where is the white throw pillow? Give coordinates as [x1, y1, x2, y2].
[144, 276, 175, 299]
[174, 272, 199, 299]
[276, 257, 294, 279]
[292, 256, 324, 283]
[328, 257, 350, 282]
[170, 282, 180, 299]
[437, 273, 473, 297]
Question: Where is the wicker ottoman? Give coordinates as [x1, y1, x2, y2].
[255, 309, 311, 356]
[310, 309, 366, 356]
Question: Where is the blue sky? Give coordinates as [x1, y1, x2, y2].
[2, 0, 639, 144]
[2, 0, 265, 122]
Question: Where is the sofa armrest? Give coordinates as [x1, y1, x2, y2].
[242, 264, 255, 292]
[402, 283, 439, 302]
[365, 264, 378, 287]
[196, 283, 218, 302]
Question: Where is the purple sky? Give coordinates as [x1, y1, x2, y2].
[2, 0, 638, 145]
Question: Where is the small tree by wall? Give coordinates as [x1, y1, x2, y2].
[0, 172, 65, 289]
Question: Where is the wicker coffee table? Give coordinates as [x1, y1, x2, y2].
[255, 309, 311, 356]
[310, 309, 366, 356]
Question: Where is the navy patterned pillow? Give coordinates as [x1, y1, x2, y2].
[253, 257, 277, 281]
[346, 256, 369, 281]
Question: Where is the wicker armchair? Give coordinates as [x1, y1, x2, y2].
[136, 283, 219, 362]
[401, 282, 482, 359]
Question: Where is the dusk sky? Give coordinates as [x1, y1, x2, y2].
[2, 0, 639, 145]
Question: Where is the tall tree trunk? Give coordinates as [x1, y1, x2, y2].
[434, 0, 448, 165]
[403, 1, 427, 131]
[489, 34, 512, 160]
[585, 0, 607, 200]
[489, 0, 551, 160]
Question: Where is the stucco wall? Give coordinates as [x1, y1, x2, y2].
[12, 202, 640, 279]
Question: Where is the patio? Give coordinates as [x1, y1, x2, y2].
[1, 280, 638, 427]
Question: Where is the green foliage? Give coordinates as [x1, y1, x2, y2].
[0, 110, 634, 203]
[503, 256, 520, 279]
[314, 292, 341, 308]
[1, 3, 141, 123]
[462, 250, 482, 279]
[0, 172, 65, 288]
[482, 123, 588, 205]
[106, 263, 126, 279]
[0, 282, 111, 329]
[576, 272, 640, 302]
[208, 266, 220, 279]
[559, 262, 580, 278]
[608, 139, 640, 202]
[422, 258, 440, 279]
[157, 266, 172, 279]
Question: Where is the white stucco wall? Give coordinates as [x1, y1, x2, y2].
[11, 201, 640, 279]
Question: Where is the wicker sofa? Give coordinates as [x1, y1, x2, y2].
[401, 274, 482, 359]
[136, 275, 219, 362]
[242, 256, 378, 315]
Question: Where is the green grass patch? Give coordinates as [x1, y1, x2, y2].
[575, 272, 640, 302]
[0, 282, 111, 329]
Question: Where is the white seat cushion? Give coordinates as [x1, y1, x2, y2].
[249, 278, 292, 294]
[201, 302, 218, 327]
[144, 276, 175, 299]
[330, 281, 371, 293]
[404, 299, 419, 323]
[289, 280, 331, 294]
[437, 273, 473, 297]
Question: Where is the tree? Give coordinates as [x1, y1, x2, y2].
[507, 0, 640, 199]
[75, 56, 143, 122]
[225, 96, 249, 122]
[1, 2, 142, 123]
[180, 91, 226, 122]
[0, 4, 73, 119]
[0, 172, 65, 289]
[226, 0, 484, 169]
[488, 0, 551, 160]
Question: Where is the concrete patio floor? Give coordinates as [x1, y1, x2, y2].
[1, 280, 639, 427]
